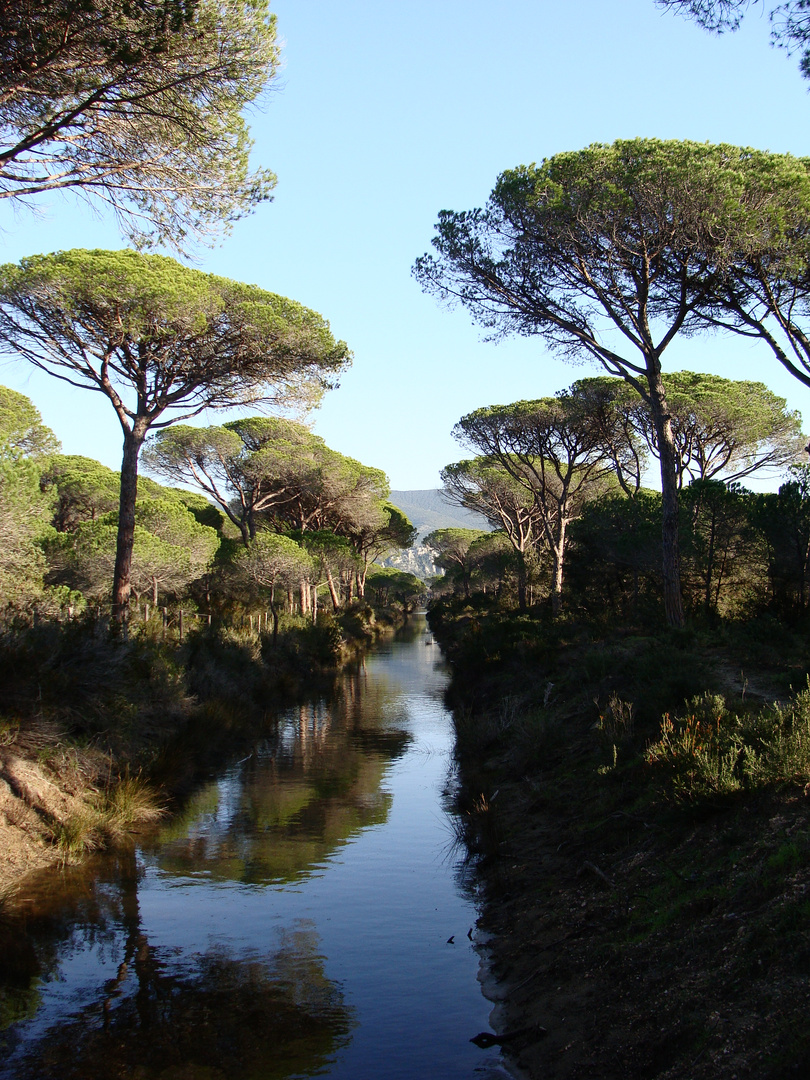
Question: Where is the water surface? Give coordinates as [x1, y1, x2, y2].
[0, 617, 508, 1079]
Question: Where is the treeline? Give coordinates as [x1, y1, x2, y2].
[426, 370, 809, 623]
[0, 384, 424, 632]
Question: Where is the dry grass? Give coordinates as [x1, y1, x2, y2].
[99, 775, 164, 835]
[49, 776, 164, 857]
[0, 719, 165, 883]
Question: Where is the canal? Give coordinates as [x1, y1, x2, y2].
[0, 616, 510, 1079]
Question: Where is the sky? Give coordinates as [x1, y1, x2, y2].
[2, 0, 810, 491]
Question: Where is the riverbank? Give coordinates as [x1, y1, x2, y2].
[0, 605, 399, 897]
[434, 602, 810, 1079]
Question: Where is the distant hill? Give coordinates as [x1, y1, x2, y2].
[388, 489, 490, 540]
[383, 490, 491, 580]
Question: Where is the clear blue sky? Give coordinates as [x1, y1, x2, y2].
[2, 0, 809, 490]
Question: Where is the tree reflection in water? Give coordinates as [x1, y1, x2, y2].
[2, 850, 355, 1080]
[10, 929, 354, 1080]
[1, 656, 408, 1077]
[150, 665, 411, 886]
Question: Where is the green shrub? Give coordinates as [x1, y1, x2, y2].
[336, 603, 375, 644]
[646, 683, 810, 801]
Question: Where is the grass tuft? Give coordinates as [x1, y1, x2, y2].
[99, 775, 165, 836]
[50, 776, 164, 858]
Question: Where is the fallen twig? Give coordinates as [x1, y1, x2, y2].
[580, 860, 615, 888]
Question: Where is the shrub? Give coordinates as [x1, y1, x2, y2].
[646, 684, 810, 801]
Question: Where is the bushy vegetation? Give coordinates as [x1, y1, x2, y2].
[0, 384, 422, 876]
[647, 685, 810, 801]
[50, 775, 165, 858]
[431, 473, 810, 628]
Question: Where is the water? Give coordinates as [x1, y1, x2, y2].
[0, 617, 509, 1079]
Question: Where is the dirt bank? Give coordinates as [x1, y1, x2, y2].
[473, 772, 810, 1079]
[455, 676, 810, 1079]
[0, 721, 161, 895]
[435, 609, 810, 1078]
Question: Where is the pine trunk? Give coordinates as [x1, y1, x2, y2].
[112, 423, 148, 624]
[648, 371, 686, 628]
[517, 551, 527, 612]
[325, 567, 341, 611]
[550, 528, 566, 618]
